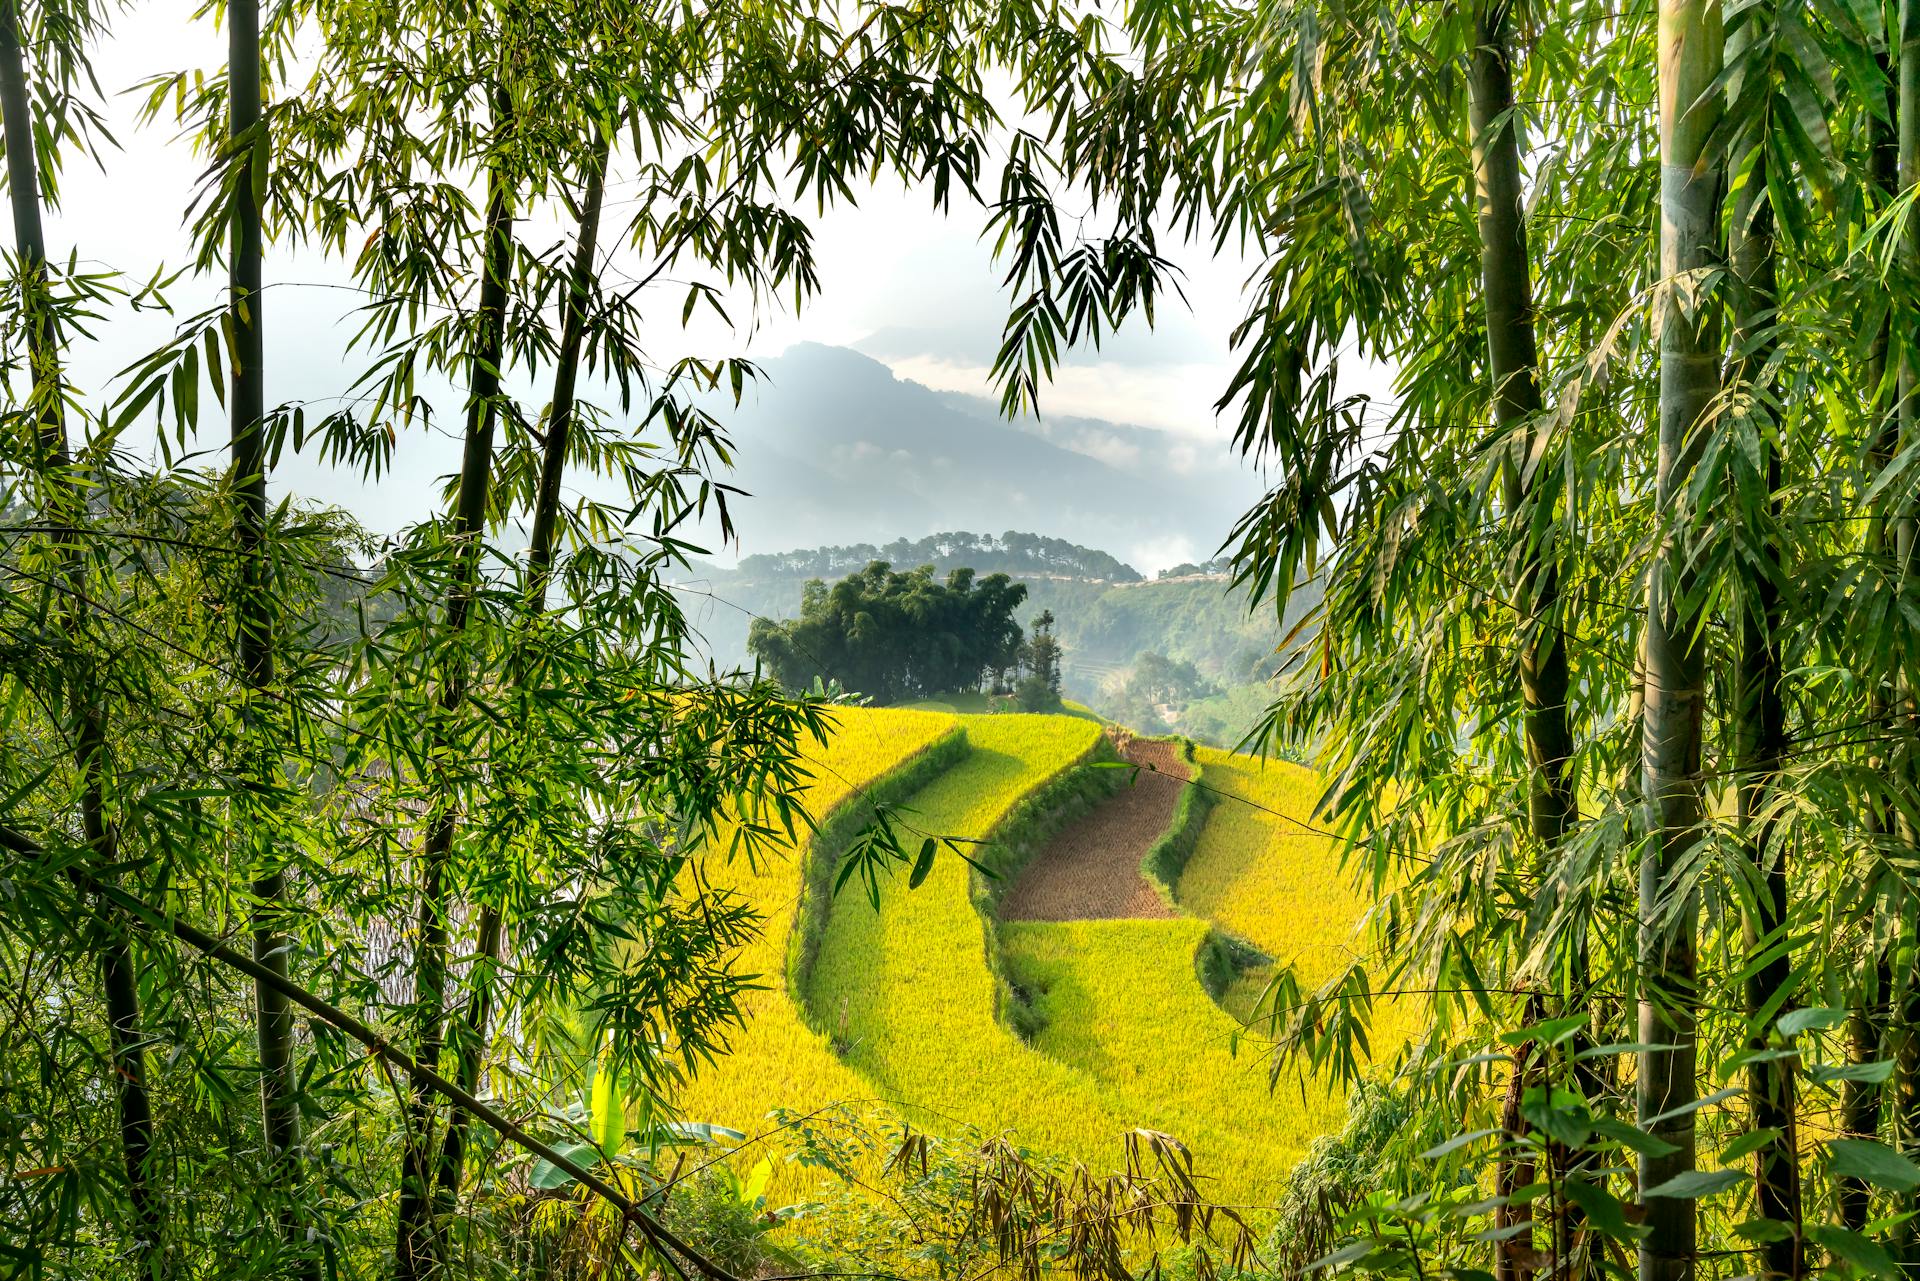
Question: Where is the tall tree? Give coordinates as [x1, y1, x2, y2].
[1843, 39, 1901, 1236]
[226, 0, 317, 1271]
[427, 128, 610, 1236]
[1469, 0, 1577, 881]
[1896, 0, 1920, 1257]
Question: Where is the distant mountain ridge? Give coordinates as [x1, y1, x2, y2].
[700, 343, 1262, 574]
[735, 530, 1143, 584]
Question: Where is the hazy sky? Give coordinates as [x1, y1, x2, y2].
[36, 3, 1381, 570]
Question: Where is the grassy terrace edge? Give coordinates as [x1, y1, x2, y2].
[967, 730, 1126, 1037]
[1136, 738, 1271, 1008]
[784, 722, 972, 1009]
[1140, 737, 1218, 901]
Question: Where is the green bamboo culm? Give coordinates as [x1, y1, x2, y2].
[1840, 31, 1901, 1239]
[427, 130, 609, 1234]
[1895, 0, 1920, 1265]
[1640, 0, 1722, 1277]
[1466, 5, 1576, 1273]
[226, 0, 317, 1273]
[1725, 1, 1802, 1272]
[1, 0, 163, 1267]
[392, 80, 518, 1281]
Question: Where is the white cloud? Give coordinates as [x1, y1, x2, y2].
[1125, 534, 1201, 578]
[1067, 430, 1143, 471]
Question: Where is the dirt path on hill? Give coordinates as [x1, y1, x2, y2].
[998, 737, 1189, 921]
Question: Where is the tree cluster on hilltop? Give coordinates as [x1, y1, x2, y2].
[746, 562, 1029, 703]
[1154, 558, 1233, 579]
[736, 531, 1142, 583]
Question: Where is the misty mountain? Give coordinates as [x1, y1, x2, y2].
[704, 344, 1262, 573]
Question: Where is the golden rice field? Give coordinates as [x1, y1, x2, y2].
[674, 705, 957, 1182]
[1177, 749, 1354, 988]
[996, 915, 1346, 1202]
[675, 709, 1397, 1212]
[1177, 746, 1417, 1048]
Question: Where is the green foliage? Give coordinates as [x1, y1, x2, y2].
[771, 1109, 1257, 1281]
[954, 0, 1920, 1270]
[5, 0, 1232, 1266]
[1265, 1083, 1417, 1280]
[1014, 610, 1064, 711]
[681, 536, 1319, 720]
[749, 561, 1030, 702]
[660, 1161, 797, 1277]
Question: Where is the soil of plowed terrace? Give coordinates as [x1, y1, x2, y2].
[998, 737, 1189, 921]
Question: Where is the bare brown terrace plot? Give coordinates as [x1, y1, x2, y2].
[998, 736, 1187, 922]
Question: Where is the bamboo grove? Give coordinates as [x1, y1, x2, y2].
[0, 0, 1183, 1274]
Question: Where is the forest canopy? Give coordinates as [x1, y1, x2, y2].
[734, 531, 1142, 583]
[746, 561, 1028, 702]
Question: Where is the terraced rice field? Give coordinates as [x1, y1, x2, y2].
[674, 706, 957, 1173]
[674, 707, 1389, 1210]
[1177, 746, 1415, 1044]
[1177, 749, 1354, 987]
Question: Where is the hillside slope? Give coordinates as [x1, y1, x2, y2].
[695, 344, 1260, 566]
[1177, 748, 1416, 1047]
[676, 706, 959, 1183]
[804, 714, 1325, 1201]
[674, 536, 1319, 746]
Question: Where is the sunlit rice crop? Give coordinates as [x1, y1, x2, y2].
[678, 712, 1401, 1215]
[1178, 746, 1418, 1052]
[675, 706, 957, 1196]
[803, 714, 1332, 1204]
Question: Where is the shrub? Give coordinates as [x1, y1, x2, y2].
[661, 1161, 799, 1276]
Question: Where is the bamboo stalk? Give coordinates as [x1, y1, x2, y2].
[1641, 0, 1722, 1277]
[1725, 20, 1801, 1270]
[225, 1, 318, 1273]
[429, 133, 610, 1230]
[393, 85, 518, 1281]
[1, 1, 162, 1262]
[1841, 43, 1900, 1238]
[1469, 0, 1577, 859]
[1896, 0, 1920, 1258]
[1467, 7, 1581, 1272]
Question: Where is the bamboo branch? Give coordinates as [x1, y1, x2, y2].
[0, 823, 742, 1281]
